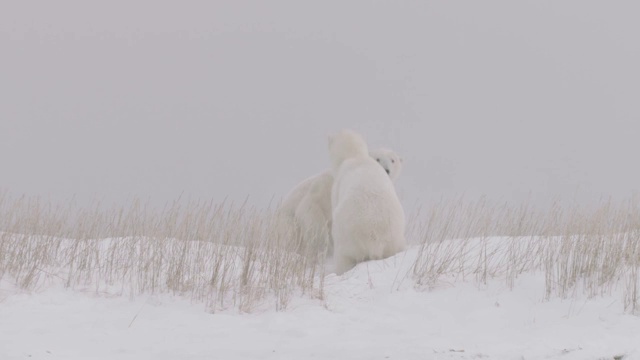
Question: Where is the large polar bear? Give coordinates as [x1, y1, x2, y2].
[329, 129, 406, 275]
[277, 148, 403, 256]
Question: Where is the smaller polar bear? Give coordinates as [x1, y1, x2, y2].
[329, 129, 406, 275]
[369, 148, 403, 182]
[277, 147, 403, 256]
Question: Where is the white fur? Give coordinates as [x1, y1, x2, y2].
[278, 147, 403, 256]
[369, 148, 403, 182]
[329, 129, 406, 275]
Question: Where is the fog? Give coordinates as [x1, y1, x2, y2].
[1, 1, 639, 211]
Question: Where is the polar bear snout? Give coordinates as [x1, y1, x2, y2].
[385, 169, 390, 175]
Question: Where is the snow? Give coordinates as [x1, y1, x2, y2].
[1, 239, 639, 360]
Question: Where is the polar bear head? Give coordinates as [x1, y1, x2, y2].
[369, 148, 403, 182]
[328, 129, 369, 171]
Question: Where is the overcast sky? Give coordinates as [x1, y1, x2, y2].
[1, 1, 639, 211]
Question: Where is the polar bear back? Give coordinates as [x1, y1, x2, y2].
[330, 130, 406, 275]
[332, 157, 405, 243]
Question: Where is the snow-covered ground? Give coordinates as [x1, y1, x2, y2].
[1, 241, 639, 360]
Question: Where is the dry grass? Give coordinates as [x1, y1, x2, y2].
[409, 196, 640, 313]
[1, 191, 639, 313]
[0, 192, 326, 312]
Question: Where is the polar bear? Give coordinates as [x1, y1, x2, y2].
[329, 129, 406, 275]
[277, 148, 403, 256]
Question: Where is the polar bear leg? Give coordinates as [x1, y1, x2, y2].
[295, 196, 331, 256]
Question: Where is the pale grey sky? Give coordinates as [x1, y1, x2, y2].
[1, 1, 639, 210]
